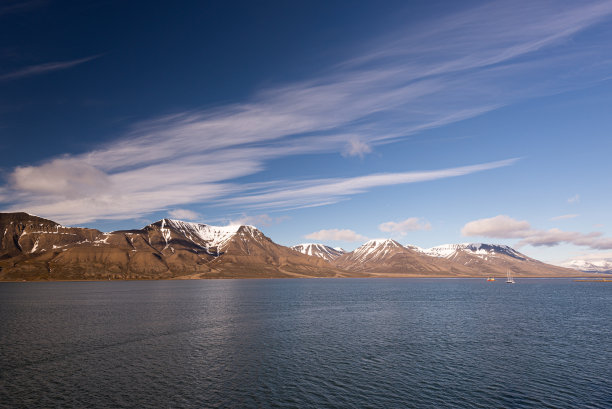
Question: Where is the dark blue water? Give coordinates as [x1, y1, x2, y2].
[1, 279, 610, 408]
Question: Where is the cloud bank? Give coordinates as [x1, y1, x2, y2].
[462, 215, 612, 250]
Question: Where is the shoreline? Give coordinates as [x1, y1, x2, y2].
[0, 274, 606, 283]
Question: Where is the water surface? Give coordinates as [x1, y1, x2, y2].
[1, 279, 610, 408]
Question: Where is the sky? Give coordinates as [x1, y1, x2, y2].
[2, 0, 612, 266]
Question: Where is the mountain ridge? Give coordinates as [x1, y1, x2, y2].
[291, 243, 345, 262]
[0, 212, 592, 280]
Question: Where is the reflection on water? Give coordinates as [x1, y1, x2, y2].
[0, 279, 610, 408]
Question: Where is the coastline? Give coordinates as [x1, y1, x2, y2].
[0, 274, 606, 283]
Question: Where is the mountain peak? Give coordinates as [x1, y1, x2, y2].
[291, 243, 345, 262]
[362, 238, 402, 247]
[562, 257, 612, 273]
[146, 219, 252, 253]
[0, 212, 59, 226]
[349, 238, 406, 263]
[420, 242, 526, 261]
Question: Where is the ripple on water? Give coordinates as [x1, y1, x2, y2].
[0, 279, 610, 408]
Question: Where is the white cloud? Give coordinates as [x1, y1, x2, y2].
[517, 229, 612, 249]
[562, 250, 612, 263]
[11, 159, 111, 198]
[379, 217, 431, 235]
[4, 158, 517, 224]
[230, 214, 272, 226]
[305, 229, 367, 242]
[342, 139, 372, 158]
[568, 194, 580, 203]
[168, 209, 201, 220]
[221, 159, 519, 210]
[461, 215, 531, 238]
[462, 215, 612, 250]
[550, 214, 579, 221]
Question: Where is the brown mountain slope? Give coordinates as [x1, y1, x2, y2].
[196, 226, 355, 279]
[291, 243, 345, 262]
[418, 243, 579, 277]
[0, 213, 351, 280]
[0, 213, 586, 280]
[334, 239, 473, 276]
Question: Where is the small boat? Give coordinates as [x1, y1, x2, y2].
[506, 269, 515, 284]
[486, 277, 495, 282]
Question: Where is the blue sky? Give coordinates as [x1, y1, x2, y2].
[2, 0, 612, 265]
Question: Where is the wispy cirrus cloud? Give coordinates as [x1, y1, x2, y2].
[462, 215, 612, 250]
[0, 55, 100, 81]
[2, 1, 612, 223]
[228, 214, 289, 227]
[4, 158, 517, 224]
[550, 214, 579, 221]
[219, 159, 519, 211]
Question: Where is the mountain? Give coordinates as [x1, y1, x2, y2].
[417, 243, 578, 277]
[334, 239, 471, 276]
[562, 258, 612, 274]
[291, 243, 345, 262]
[330, 240, 580, 277]
[0, 213, 351, 280]
[0, 212, 587, 280]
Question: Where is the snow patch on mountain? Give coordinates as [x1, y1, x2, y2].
[562, 258, 612, 273]
[292, 243, 345, 262]
[420, 243, 525, 260]
[352, 239, 403, 262]
[160, 219, 247, 252]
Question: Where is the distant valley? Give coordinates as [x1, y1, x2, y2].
[0, 212, 595, 281]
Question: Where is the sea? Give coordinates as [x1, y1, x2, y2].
[0, 278, 610, 408]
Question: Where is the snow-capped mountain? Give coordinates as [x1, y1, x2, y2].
[413, 242, 575, 276]
[0, 213, 350, 280]
[419, 243, 526, 261]
[332, 239, 578, 277]
[0, 212, 588, 280]
[562, 258, 612, 274]
[334, 239, 464, 276]
[0, 212, 101, 257]
[349, 239, 405, 263]
[291, 243, 345, 262]
[147, 218, 249, 255]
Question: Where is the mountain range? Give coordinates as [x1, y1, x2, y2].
[0, 212, 594, 281]
[294, 239, 578, 278]
[561, 258, 612, 274]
